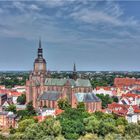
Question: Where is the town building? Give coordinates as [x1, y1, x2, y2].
[26, 40, 101, 112]
[93, 86, 117, 96]
[114, 77, 140, 88]
[12, 86, 26, 93]
[107, 102, 140, 123]
[0, 111, 18, 128]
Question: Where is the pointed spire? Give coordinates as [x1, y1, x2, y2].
[73, 62, 77, 80]
[39, 37, 42, 48]
[73, 62, 76, 72]
[38, 37, 43, 58]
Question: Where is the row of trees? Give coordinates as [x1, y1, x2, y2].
[1, 100, 139, 140]
[0, 73, 29, 88]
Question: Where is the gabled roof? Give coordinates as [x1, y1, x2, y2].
[38, 91, 61, 101]
[44, 78, 91, 87]
[108, 102, 140, 116]
[75, 79, 91, 87]
[45, 78, 75, 86]
[122, 93, 140, 98]
[75, 92, 101, 103]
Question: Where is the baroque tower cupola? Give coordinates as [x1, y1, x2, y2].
[34, 39, 47, 73]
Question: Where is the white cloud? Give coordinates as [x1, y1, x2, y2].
[70, 9, 123, 26]
[70, 5, 138, 27]
[29, 4, 41, 11]
[0, 0, 139, 48]
[43, 0, 67, 7]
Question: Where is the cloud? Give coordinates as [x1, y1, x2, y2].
[70, 2, 138, 27]
[43, 0, 67, 7]
[29, 4, 41, 11]
[0, 0, 139, 48]
[70, 9, 123, 26]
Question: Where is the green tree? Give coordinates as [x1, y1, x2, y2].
[17, 110, 29, 118]
[22, 118, 62, 140]
[98, 119, 117, 136]
[96, 94, 113, 108]
[17, 94, 26, 105]
[17, 118, 35, 132]
[78, 133, 98, 140]
[125, 123, 140, 138]
[10, 132, 24, 140]
[6, 104, 16, 113]
[57, 98, 70, 110]
[26, 101, 36, 116]
[77, 102, 85, 112]
[0, 134, 6, 140]
[84, 116, 100, 133]
[116, 117, 128, 126]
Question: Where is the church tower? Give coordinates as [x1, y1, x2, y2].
[34, 39, 47, 73]
[26, 39, 47, 107]
[73, 63, 77, 80]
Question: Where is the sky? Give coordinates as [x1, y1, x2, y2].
[0, 0, 140, 71]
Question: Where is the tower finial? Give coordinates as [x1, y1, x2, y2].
[38, 37, 43, 58]
[39, 37, 41, 48]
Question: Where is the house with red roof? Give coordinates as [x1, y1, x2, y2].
[35, 108, 64, 122]
[93, 86, 117, 96]
[119, 93, 140, 106]
[0, 85, 5, 90]
[107, 102, 140, 123]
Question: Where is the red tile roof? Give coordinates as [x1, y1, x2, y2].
[108, 102, 140, 116]
[0, 89, 22, 96]
[114, 77, 139, 87]
[122, 93, 140, 98]
[55, 109, 64, 116]
[96, 86, 112, 90]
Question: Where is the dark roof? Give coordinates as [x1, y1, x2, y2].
[0, 111, 8, 115]
[83, 93, 101, 102]
[0, 93, 7, 97]
[38, 91, 61, 101]
[34, 57, 46, 63]
[75, 92, 101, 103]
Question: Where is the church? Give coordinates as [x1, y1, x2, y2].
[26, 40, 101, 112]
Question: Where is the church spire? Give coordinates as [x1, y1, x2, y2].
[74, 63, 76, 72]
[39, 37, 41, 48]
[73, 62, 77, 80]
[38, 38, 43, 58]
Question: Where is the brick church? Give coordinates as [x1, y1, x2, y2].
[26, 40, 101, 112]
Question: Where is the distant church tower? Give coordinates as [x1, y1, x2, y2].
[73, 63, 77, 80]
